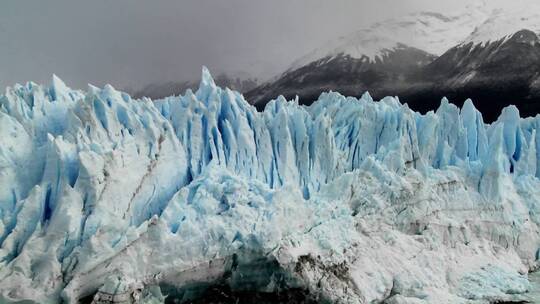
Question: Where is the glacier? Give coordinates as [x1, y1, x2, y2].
[1, 67, 540, 303]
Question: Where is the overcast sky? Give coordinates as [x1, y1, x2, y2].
[0, 0, 519, 90]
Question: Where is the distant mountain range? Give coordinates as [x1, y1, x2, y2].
[246, 4, 540, 122]
[131, 73, 258, 100]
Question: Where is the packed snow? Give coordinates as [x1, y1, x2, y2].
[1, 68, 540, 303]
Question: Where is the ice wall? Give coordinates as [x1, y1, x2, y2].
[0, 68, 540, 303]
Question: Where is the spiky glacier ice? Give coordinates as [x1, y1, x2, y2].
[1, 68, 540, 303]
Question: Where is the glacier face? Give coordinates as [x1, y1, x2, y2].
[1, 68, 540, 303]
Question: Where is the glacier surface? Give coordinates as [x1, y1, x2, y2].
[1, 68, 540, 303]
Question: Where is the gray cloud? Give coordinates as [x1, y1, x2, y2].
[0, 0, 517, 90]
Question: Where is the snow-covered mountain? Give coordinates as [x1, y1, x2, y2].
[2, 69, 540, 303]
[248, 44, 436, 110]
[247, 6, 489, 108]
[288, 7, 489, 72]
[409, 28, 540, 122]
[247, 4, 540, 122]
[406, 4, 540, 122]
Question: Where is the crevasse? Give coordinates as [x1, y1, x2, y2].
[0, 67, 539, 303]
